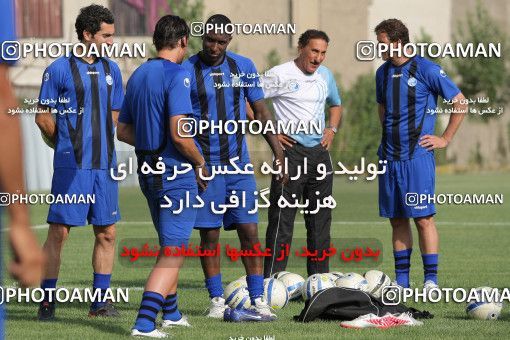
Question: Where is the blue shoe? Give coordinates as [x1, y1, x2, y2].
[223, 307, 276, 322]
[223, 307, 232, 320]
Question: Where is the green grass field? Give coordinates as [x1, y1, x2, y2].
[3, 172, 510, 339]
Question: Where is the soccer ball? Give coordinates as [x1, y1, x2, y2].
[325, 272, 344, 283]
[278, 272, 305, 300]
[323, 273, 338, 283]
[263, 278, 289, 309]
[301, 273, 335, 300]
[329, 271, 345, 279]
[335, 272, 369, 292]
[270, 271, 291, 280]
[363, 270, 391, 298]
[466, 287, 503, 320]
[235, 275, 247, 287]
[224, 280, 250, 310]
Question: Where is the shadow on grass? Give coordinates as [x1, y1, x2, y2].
[108, 278, 206, 289]
[180, 307, 208, 317]
[7, 308, 129, 336]
[60, 278, 208, 290]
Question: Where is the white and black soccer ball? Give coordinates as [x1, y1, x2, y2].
[466, 287, 503, 320]
[324, 273, 340, 284]
[224, 280, 250, 310]
[363, 270, 392, 298]
[270, 271, 291, 280]
[263, 278, 289, 309]
[278, 272, 305, 300]
[329, 271, 345, 280]
[335, 272, 369, 292]
[301, 273, 335, 300]
[235, 275, 247, 287]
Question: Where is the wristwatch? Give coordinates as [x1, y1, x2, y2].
[327, 126, 338, 134]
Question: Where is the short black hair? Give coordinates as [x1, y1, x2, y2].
[75, 4, 114, 41]
[153, 15, 189, 51]
[374, 19, 410, 45]
[298, 29, 329, 48]
[204, 14, 232, 35]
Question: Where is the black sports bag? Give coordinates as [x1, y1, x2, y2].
[294, 287, 433, 322]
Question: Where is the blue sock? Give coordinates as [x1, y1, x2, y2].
[162, 293, 182, 321]
[41, 278, 57, 302]
[91, 272, 111, 310]
[394, 248, 412, 288]
[205, 274, 224, 299]
[246, 274, 264, 305]
[422, 253, 438, 284]
[134, 291, 164, 332]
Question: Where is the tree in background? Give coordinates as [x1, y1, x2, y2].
[169, 0, 204, 56]
[334, 72, 380, 167]
[451, 0, 510, 122]
[264, 49, 281, 71]
[415, 28, 443, 67]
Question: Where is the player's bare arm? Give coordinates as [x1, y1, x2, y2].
[248, 100, 296, 151]
[112, 110, 119, 127]
[321, 104, 342, 150]
[170, 115, 209, 190]
[246, 99, 255, 121]
[117, 122, 135, 146]
[0, 64, 45, 287]
[419, 92, 467, 150]
[378, 103, 385, 126]
[35, 105, 56, 144]
[250, 100, 288, 184]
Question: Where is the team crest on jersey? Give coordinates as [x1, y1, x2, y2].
[407, 76, 417, 87]
[288, 80, 299, 92]
[440, 69, 447, 77]
[44, 72, 50, 82]
[105, 74, 113, 86]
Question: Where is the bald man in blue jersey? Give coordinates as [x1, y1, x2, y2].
[182, 14, 286, 321]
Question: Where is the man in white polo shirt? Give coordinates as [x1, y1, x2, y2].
[260, 29, 342, 277]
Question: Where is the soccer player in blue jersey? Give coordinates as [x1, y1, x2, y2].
[35, 5, 124, 320]
[1, 0, 45, 337]
[182, 14, 286, 321]
[117, 15, 208, 338]
[374, 19, 467, 291]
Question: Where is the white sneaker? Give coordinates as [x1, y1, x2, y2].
[131, 328, 168, 338]
[340, 312, 423, 329]
[161, 315, 191, 328]
[206, 297, 227, 319]
[383, 312, 424, 326]
[250, 297, 276, 318]
[391, 280, 406, 289]
[423, 280, 440, 301]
